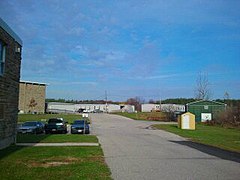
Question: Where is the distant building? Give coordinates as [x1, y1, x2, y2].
[46, 102, 76, 114]
[141, 103, 185, 113]
[18, 81, 47, 114]
[75, 103, 121, 113]
[142, 104, 160, 112]
[120, 104, 135, 113]
[46, 102, 135, 113]
[0, 18, 22, 149]
[186, 100, 226, 122]
[160, 104, 185, 112]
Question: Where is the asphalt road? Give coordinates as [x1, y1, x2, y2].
[90, 113, 240, 180]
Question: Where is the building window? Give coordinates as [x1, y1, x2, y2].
[0, 104, 4, 119]
[0, 40, 6, 76]
[15, 43, 21, 53]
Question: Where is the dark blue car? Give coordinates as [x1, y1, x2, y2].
[71, 120, 90, 134]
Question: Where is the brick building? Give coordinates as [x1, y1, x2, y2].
[18, 81, 47, 114]
[0, 18, 22, 149]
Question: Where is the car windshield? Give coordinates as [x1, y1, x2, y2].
[22, 122, 37, 126]
[48, 119, 63, 123]
[73, 120, 85, 124]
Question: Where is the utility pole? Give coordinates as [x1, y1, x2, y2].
[105, 90, 108, 113]
[159, 98, 162, 111]
[159, 92, 162, 111]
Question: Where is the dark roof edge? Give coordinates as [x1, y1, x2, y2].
[0, 18, 22, 46]
[20, 80, 49, 86]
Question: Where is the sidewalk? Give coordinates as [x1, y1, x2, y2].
[16, 143, 99, 147]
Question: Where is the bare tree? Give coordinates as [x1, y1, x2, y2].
[126, 97, 144, 112]
[194, 72, 212, 100]
[162, 104, 175, 121]
[224, 91, 230, 100]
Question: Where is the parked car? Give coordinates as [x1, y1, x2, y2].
[93, 109, 103, 113]
[17, 121, 45, 134]
[71, 120, 90, 134]
[45, 118, 68, 134]
[83, 109, 92, 113]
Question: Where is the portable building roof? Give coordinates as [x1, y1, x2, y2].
[186, 100, 226, 106]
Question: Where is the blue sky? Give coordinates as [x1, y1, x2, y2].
[0, 0, 239, 101]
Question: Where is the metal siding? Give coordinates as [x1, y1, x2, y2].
[187, 101, 225, 122]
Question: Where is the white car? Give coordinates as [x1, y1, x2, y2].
[83, 109, 92, 113]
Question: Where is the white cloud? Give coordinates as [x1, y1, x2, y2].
[50, 81, 98, 86]
[128, 74, 178, 80]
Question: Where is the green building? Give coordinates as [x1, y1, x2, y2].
[186, 100, 226, 122]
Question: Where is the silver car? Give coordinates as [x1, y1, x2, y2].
[18, 121, 45, 134]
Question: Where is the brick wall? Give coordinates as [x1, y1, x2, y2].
[19, 82, 46, 113]
[0, 26, 22, 149]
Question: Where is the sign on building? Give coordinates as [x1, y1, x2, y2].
[201, 113, 212, 122]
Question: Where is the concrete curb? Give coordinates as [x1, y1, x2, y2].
[16, 143, 99, 147]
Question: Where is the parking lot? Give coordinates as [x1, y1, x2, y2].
[17, 117, 91, 135]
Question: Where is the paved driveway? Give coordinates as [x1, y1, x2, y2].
[90, 113, 240, 180]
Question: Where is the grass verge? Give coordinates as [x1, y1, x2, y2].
[1, 135, 111, 179]
[152, 123, 240, 153]
[113, 112, 166, 121]
[0, 146, 111, 179]
[17, 134, 98, 143]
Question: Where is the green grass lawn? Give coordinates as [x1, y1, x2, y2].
[17, 134, 98, 143]
[152, 123, 240, 153]
[0, 146, 111, 179]
[113, 112, 166, 121]
[1, 134, 111, 179]
[18, 114, 88, 124]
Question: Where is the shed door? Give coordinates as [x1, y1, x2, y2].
[182, 115, 190, 129]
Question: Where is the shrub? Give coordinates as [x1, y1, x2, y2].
[215, 103, 240, 128]
[203, 120, 216, 126]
